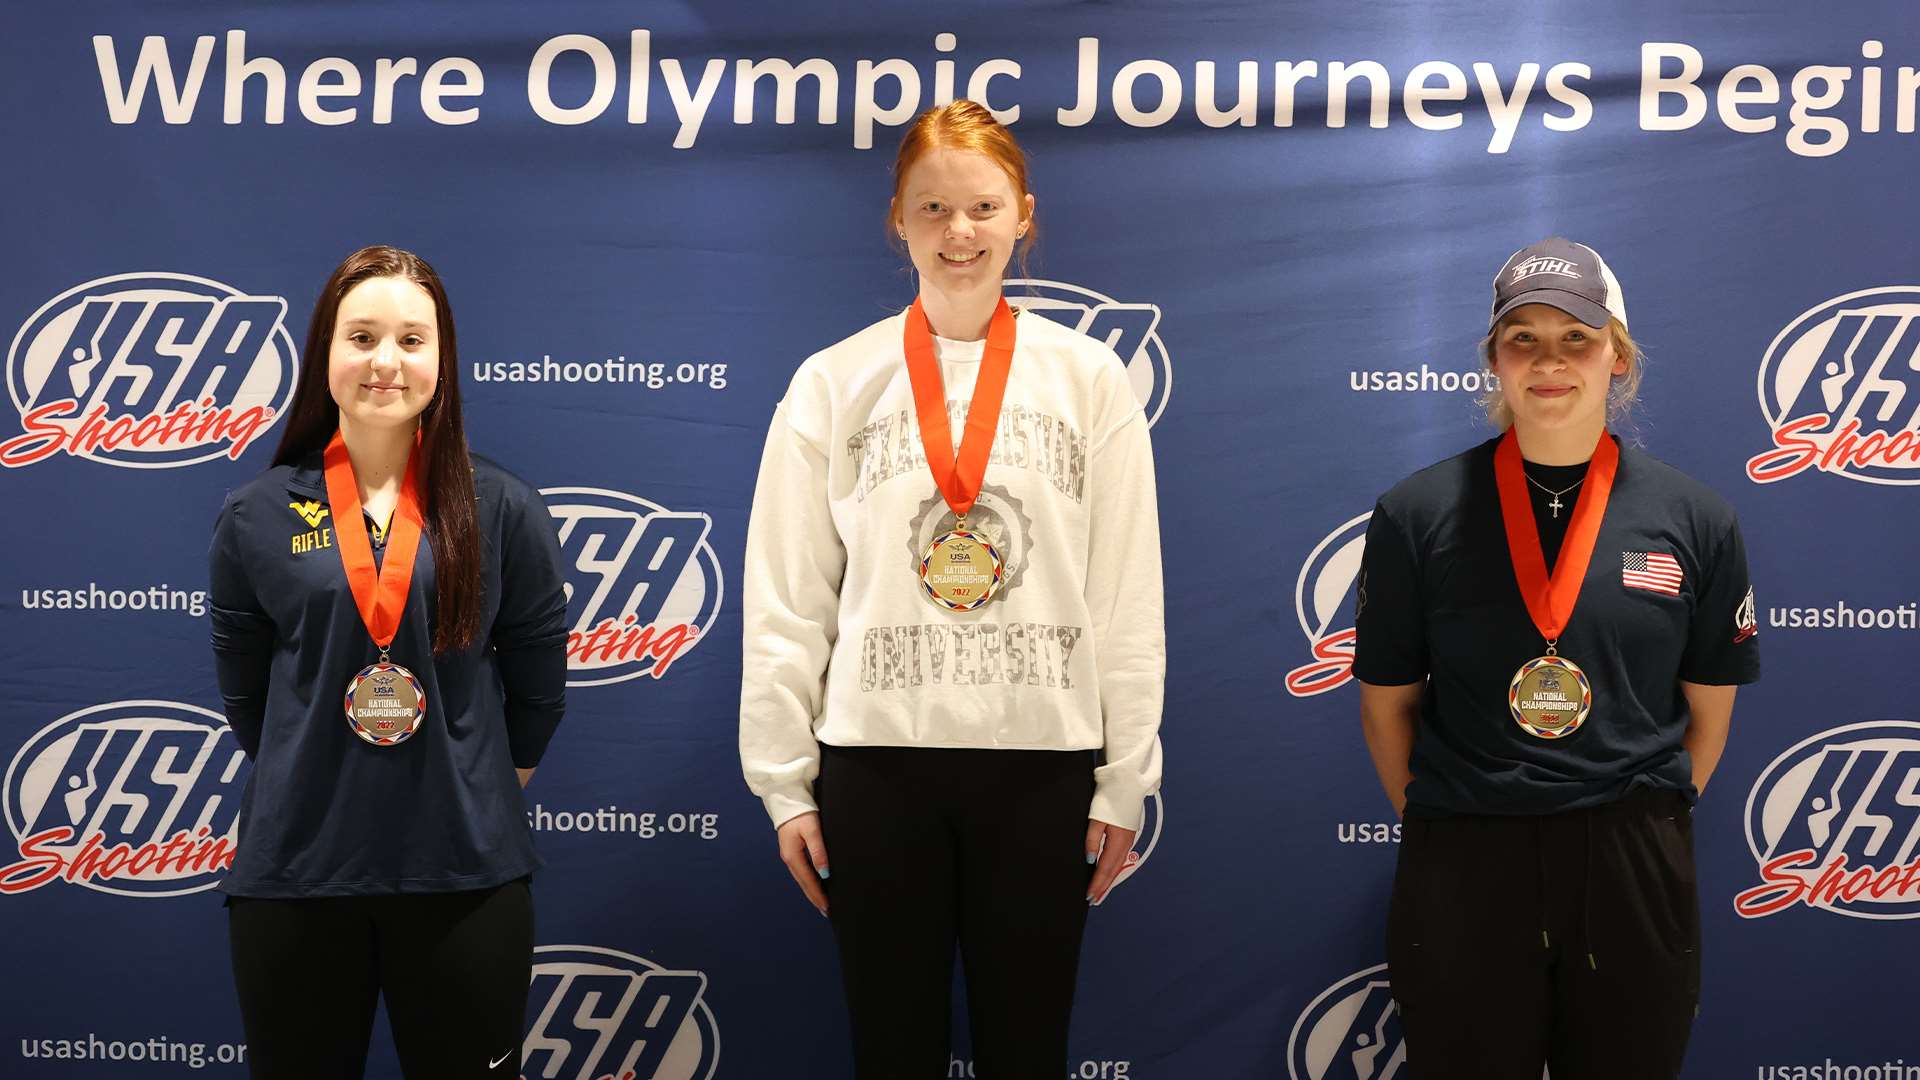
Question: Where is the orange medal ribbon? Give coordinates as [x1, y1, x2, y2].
[323, 429, 425, 653]
[903, 297, 1016, 519]
[1493, 428, 1619, 645]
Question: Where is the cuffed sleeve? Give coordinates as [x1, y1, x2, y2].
[1083, 409, 1166, 832]
[492, 482, 569, 769]
[208, 495, 274, 757]
[739, 402, 846, 828]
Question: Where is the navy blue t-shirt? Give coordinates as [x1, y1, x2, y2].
[1353, 435, 1761, 816]
[208, 451, 567, 896]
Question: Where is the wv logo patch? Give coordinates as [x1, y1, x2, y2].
[288, 500, 328, 528]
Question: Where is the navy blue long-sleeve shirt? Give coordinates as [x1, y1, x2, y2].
[208, 450, 567, 897]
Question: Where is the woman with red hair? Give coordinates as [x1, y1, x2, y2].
[740, 101, 1167, 1075]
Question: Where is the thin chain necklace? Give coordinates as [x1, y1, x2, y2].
[1525, 472, 1584, 519]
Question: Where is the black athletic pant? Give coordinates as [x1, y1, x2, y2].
[227, 877, 534, 1080]
[1387, 787, 1701, 1080]
[817, 744, 1097, 1079]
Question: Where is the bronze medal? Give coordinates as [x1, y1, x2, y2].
[1508, 654, 1592, 739]
[345, 658, 426, 746]
[324, 429, 429, 750]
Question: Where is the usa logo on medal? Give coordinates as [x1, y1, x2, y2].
[1286, 512, 1370, 698]
[522, 944, 720, 1080]
[1747, 286, 1920, 485]
[0, 701, 246, 897]
[543, 487, 724, 686]
[1735, 720, 1920, 920]
[2, 272, 297, 468]
[1006, 279, 1172, 429]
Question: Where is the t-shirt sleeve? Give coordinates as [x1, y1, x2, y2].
[1679, 516, 1762, 685]
[1352, 502, 1429, 686]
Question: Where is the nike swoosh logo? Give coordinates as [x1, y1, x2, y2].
[489, 1049, 515, 1069]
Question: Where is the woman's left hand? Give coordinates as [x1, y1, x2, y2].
[1085, 819, 1138, 906]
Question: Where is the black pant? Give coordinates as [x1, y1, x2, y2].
[1387, 787, 1701, 1080]
[227, 878, 534, 1080]
[817, 744, 1096, 1079]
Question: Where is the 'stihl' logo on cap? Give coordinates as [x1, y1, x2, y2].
[1509, 257, 1582, 283]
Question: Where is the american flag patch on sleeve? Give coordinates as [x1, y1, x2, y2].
[1622, 551, 1684, 595]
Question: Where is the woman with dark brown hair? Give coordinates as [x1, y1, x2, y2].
[209, 245, 567, 1078]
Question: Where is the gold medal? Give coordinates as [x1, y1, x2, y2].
[1493, 430, 1618, 745]
[1508, 654, 1592, 739]
[902, 298, 1017, 615]
[918, 520, 1006, 611]
[344, 656, 426, 746]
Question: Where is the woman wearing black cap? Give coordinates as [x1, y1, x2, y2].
[1354, 238, 1760, 1079]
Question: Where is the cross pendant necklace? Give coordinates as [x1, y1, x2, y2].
[1526, 474, 1584, 520]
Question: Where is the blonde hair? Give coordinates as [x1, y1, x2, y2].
[887, 100, 1036, 272]
[1479, 316, 1644, 431]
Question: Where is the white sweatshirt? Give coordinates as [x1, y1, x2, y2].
[739, 307, 1166, 831]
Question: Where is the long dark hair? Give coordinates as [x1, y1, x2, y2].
[272, 245, 483, 655]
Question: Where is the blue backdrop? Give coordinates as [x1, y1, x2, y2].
[3, 4, 1918, 1078]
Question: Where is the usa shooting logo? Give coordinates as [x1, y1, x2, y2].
[1734, 720, 1920, 920]
[1747, 287, 1920, 485]
[1286, 512, 1370, 698]
[1006, 279, 1172, 428]
[1, 701, 246, 897]
[2, 273, 296, 468]
[1287, 964, 1405, 1080]
[543, 487, 724, 686]
[1106, 791, 1164, 895]
[523, 945, 719, 1080]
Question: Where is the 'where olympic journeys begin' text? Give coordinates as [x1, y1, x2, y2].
[90, 31, 1918, 156]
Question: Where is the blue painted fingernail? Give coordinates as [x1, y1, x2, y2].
[1085, 852, 1098, 865]
[817, 866, 830, 879]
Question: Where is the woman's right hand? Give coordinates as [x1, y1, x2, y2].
[777, 811, 831, 916]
